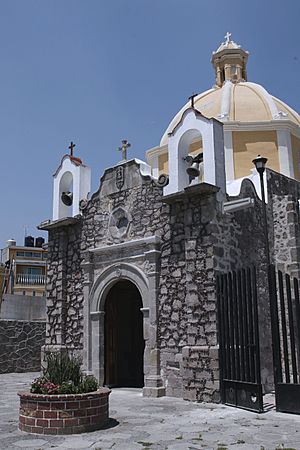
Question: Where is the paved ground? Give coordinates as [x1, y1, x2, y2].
[0, 373, 300, 450]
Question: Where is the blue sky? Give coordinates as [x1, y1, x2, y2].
[0, 0, 299, 249]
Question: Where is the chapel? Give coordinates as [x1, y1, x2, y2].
[39, 35, 300, 411]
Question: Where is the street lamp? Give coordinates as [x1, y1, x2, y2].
[252, 155, 270, 266]
[252, 154, 281, 402]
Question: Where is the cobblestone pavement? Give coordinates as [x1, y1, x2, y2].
[1, 372, 300, 450]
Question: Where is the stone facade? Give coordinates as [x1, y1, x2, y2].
[0, 320, 45, 373]
[41, 158, 300, 403]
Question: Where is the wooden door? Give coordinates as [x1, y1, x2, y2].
[104, 281, 144, 387]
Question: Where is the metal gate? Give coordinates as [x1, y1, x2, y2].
[217, 267, 263, 413]
[271, 266, 300, 414]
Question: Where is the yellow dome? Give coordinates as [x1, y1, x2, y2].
[160, 81, 300, 146]
[148, 35, 300, 184]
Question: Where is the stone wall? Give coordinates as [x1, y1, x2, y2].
[46, 222, 83, 350]
[42, 160, 300, 402]
[269, 169, 300, 279]
[0, 320, 45, 373]
[159, 184, 221, 400]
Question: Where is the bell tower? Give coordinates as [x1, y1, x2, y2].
[52, 143, 91, 221]
[211, 32, 249, 87]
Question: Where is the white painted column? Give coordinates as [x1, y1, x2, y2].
[224, 130, 235, 181]
[277, 129, 294, 178]
[151, 155, 159, 179]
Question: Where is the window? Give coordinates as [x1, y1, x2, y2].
[22, 290, 26, 296]
[32, 253, 42, 259]
[231, 65, 237, 76]
[22, 267, 43, 275]
[24, 252, 33, 258]
[16, 251, 25, 257]
[32, 291, 36, 296]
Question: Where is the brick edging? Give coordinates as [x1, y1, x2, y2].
[18, 388, 111, 435]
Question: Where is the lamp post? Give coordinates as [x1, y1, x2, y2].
[252, 154, 281, 405]
[252, 155, 270, 266]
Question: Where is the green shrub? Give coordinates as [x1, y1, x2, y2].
[80, 375, 99, 393]
[30, 352, 99, 395]
[43, 352, 82, 386]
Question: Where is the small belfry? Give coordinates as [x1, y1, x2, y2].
[52, 142, 91, 221]
[211, 32, 249, 87]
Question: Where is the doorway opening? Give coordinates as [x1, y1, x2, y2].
[104, 280, 144, 387]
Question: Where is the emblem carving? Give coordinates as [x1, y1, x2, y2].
[116, 166, 124, 190]
[79, 198, 89, 211]
[143, 259, 156, 274]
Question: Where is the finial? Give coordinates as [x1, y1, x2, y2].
[224, 31, 231, 45]
[188, 93, 198, 108]
[68, 141, 76, 157]
[118, 139, 131, 161]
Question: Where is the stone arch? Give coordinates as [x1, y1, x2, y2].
[89, 262, 149, 314]
[87, 263, 151, 386]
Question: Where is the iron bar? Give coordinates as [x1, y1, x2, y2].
[252, 266, 261, 384]
[238, 269, 246, 381]
[278, 270, 290, 383]
[247, 267, 255, 383]
[232, 271, 241, 381]
[285, 273, 298, 384]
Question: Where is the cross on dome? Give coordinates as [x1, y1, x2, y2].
[211, 34, 248, 87]
[224, 31, 232, 45]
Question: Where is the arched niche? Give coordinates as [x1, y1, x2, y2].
[177, 128, 203, 191]
[59, 171, 73, 219]
[164, 108, 226, 196]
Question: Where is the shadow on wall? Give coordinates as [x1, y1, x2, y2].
[0, 294, 46, 321]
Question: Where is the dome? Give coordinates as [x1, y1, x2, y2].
[147, 34, 300, 183]
[160, 81, 300, 146]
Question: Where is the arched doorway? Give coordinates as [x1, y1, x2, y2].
[104, 280, 144, 388]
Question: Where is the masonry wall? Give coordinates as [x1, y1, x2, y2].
[46, 222, 83, 350]
[43, 161, 300, 402]
[269, 170, 300, 279]
[159, 185, 221, 401]
[0, 320, 45, 373]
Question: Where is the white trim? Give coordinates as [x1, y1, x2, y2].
[245, 82, 279, 119]
[223, 197, 254, 213]
[151, 155, 159, 178]
[277, 129, 294, 178]
[223, 119, 300, 136]
[159, 88, 217, 146]
[90, 236, 161, 256]
[226, 169, 268, 202]
[219, 81, 232, 120]
[224, 130, 234, 181]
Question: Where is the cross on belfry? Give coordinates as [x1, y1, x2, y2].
[69, 141, 76, 156]
[188, 93, 198, 108]
[118, 139, 131, 161]
[224, 31, 232, 45]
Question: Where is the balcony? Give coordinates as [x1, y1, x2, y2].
[15, 274, 46, 286]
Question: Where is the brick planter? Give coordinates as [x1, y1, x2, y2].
[18, 388, 111, 435]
